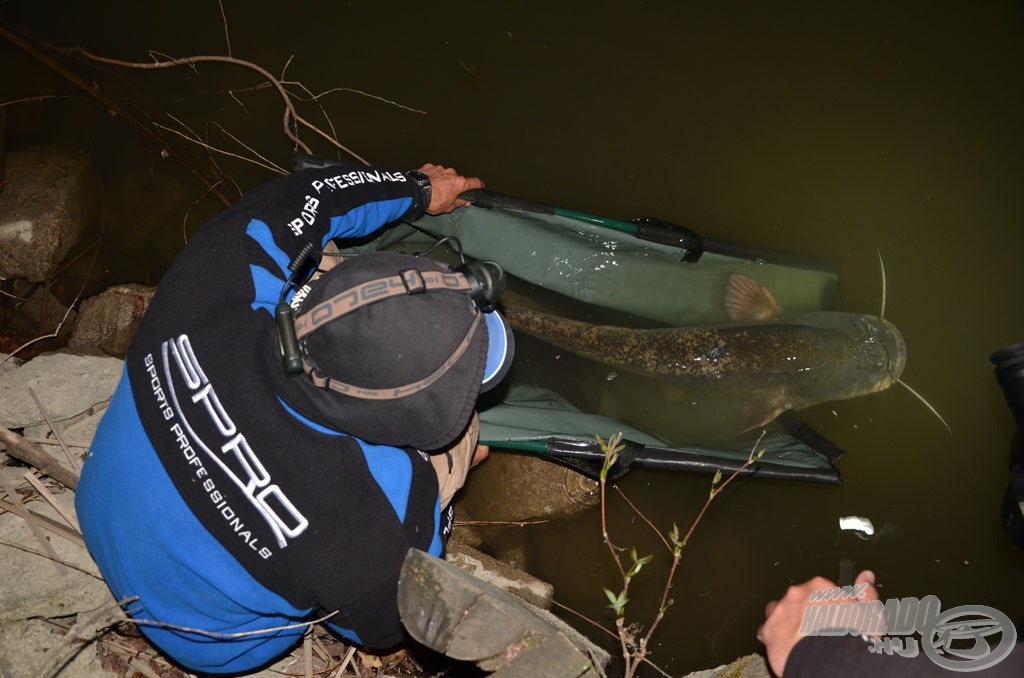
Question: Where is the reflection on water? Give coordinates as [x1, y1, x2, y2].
[4, 1, 1024, 673]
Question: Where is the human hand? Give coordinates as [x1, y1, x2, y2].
[757, 570, 881, 676]
[417, 163, 484, 215]
[471, 443, 490, 468]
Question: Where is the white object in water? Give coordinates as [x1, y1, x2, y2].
[839, 516, 875, 537]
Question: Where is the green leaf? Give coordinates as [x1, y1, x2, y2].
[626, 553, 653, 578]
[603, 587, 628, 616]
[669, 523, 682, 548]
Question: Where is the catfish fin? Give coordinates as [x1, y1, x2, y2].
[725, 275, 783, 322]
[736, 393, 794, 433]
[737, 405, 784, 433]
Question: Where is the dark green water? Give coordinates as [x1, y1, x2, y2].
[3, 2, 1024, 674]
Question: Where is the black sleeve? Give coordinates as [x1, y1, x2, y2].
[199, 163, 429, 268]
[785, 634, 1024, 677]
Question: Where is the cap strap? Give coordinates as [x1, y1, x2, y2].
[294, 270, 474, 340]
[303, 313, 482, 400]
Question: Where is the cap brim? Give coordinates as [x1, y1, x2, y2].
[481, 310, 514, 392]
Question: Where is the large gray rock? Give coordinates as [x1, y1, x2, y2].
[683, 654, 772, 677]
[0, 618, 107, 678]
[458, 451, 599, 523]
[0, 144, 100, 282]
[0, 353, 23, 377]
[0, 466, 108, 624]
[446, 539, 554, 610]
[67, 284, 155, 358]
[0, 352, 122, 431]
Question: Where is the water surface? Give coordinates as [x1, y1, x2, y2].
[3, 2, 1023, 674]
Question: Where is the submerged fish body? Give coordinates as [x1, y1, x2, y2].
[503, 276, 907, 421]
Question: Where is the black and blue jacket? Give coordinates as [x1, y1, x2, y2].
[75, 165, 442, 674]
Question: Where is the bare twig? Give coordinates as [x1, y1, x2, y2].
[130, 608, 339, 639]
[1, 298, 77, 364]
[0, 536, 100, 578]
[0, 473, 67, 576]
[25, 437, 90, 449]
[0, 25, 233, 207]
[181, 178, 225, 244]
[34, 598, 131, 678]
[23, 470, 81, 533]
[126, 658, 162, 678]
[0, 286, 31, 302]
[551, 599, 617, 641]
[0, 499, 85, 547]
[599, 434, 628, 583]
[156, 116, 286, 175]
[0, 426, 80, 490]
[598, 431, 767, 677]
[294, 82, 428, 115]
[78, 49, 370, 165]
[29, 388, 81, 474]
[454, 518, 550, 527]
[211, 120, 286, 173]
[680, 431, 767, 550]
[217, 0, 232, 57]
[303, 629, 313, 678]
[3, 238, 100, 365]
[613, 485, 672, 555]
[0, 94, 85, 108]
[335, 645, 358, 676]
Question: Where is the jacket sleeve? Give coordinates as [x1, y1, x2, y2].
[785, 633, 1024, 677]
[235, 163, 429, 262]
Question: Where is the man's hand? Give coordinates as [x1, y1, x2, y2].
[418, 163, 484, 215]
[757, 570, 880, 676]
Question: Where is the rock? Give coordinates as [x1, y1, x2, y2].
[0, 353, 23, 377]
[0, 144, 100, 282]
[446, 538, 554, 610]
[67, 284, 155, 358]
[1, 279, 76, 343]
[0, 618, 106, 678]
[0, 352, 121, 431]
[458, 452, 599, 523]
[0, 466, 108, 624]
[682, 653, 772, 678]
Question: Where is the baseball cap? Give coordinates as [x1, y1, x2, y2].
[293, 251, 514, 450]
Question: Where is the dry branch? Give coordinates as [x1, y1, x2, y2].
[0, 426, 80, 490]
[77, 49, 370, 166]
[33, 598, 131, 678]
[0, 472, 67, 576]
[0, 24, 234, 207]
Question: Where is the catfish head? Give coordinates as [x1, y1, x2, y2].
[725, 274, 907, 417]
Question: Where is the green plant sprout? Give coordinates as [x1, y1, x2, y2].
[597, 431, 766, 677]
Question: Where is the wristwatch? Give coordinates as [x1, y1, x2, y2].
[405, 170, 432, 211]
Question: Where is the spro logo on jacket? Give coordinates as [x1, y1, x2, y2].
[148, 334, 310, 558]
